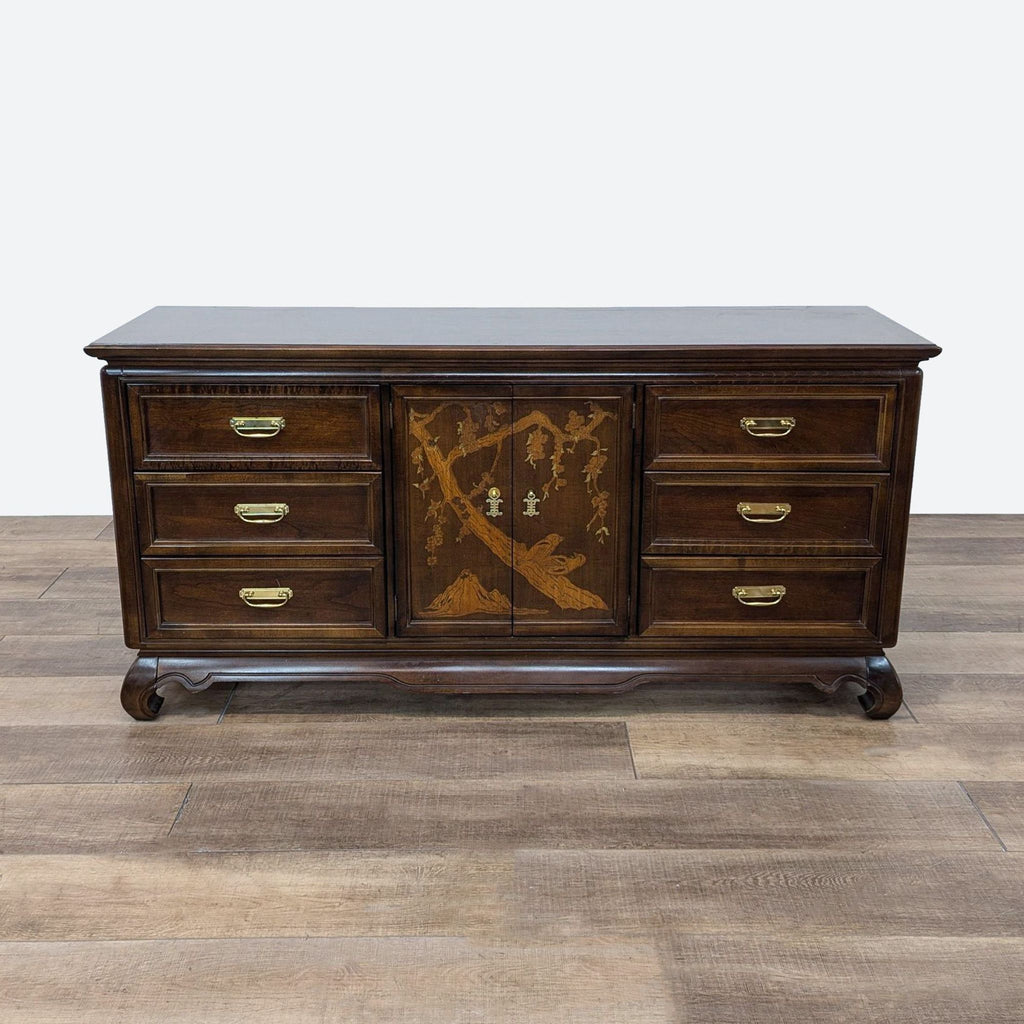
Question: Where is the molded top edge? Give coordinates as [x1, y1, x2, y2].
[85, 306, 941, 362]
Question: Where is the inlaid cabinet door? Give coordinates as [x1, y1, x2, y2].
[393, 386, 514, 636]
[511, 385, 634, 635]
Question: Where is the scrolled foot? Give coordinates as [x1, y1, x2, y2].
[856, 654, 903, 719]
[121, 656, 164, 720]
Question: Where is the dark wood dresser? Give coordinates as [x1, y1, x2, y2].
[86, 306, 940, 720]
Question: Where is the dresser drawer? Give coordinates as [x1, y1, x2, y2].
[642, 473, 888, 555]
[141, 558, 386, 640]
[136, 473, 382, 556]
[638, 557, 881, 638]
[645, 385, 896, 470]
[127, 384, 381, 469]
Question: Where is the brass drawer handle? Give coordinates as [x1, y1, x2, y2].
[239, 587, 293, 608]
[234, 503, 290, 524]
[229, 416, 285, 438]
[740, 416, 795, 438]
[732, 585, 786, 607]
[737, 502, 792, 523]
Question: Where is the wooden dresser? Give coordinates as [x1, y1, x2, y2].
[86, 306, 940, 720]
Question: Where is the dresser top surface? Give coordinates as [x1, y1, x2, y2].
[85, 306, 940, 367]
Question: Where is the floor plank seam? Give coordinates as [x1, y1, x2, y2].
[0, 935, 474, 945]
[35, 568, 69, 600]
[622, 722, 638, 779]
[216, 683, 239, 724]
[958, 781, 1009, 852]
[0, 781, 185, 787]
[168, 782, 194, 836]
[901, 698, 920, 723]
[146, 843, 1021, 855]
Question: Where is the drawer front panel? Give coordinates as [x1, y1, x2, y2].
[642, 473, 888, 555]
[141, 558, 386, 639]
[638, 557, 881, 638]
[128, 385, 381, 469]
[645, 385, 896, 470]
[136, 474, 382, 556]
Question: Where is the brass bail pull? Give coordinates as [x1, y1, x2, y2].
[229, 416, 285, 438]
[732, 585, 786, 607]
[234, 503, 290, 524]
[740, 416, 796, 438]
[737, 502, 792, 523]
[239, 587, 293, 608]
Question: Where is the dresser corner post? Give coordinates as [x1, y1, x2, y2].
[877, 367, 926, 648]
[98, 365, 144, 648]
[121, 655, 163, 720]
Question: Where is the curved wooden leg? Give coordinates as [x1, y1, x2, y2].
[856, 655, 903, 719]
[812, 654, 904, 719]
[121, 656, 164, 721]
[121, 657, 219, 720]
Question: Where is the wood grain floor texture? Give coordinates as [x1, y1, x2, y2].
[1, 513, 1023, 1022]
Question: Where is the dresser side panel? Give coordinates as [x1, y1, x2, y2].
[877, 370, 925, 646]
[99, 368, 144, 648]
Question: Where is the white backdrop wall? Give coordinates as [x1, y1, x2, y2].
[1, 1, 1020, 514]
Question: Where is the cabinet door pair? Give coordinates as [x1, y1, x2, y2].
[393, 385, 634, 636]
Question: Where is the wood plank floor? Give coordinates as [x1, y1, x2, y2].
[1, 514, 1023, 1022]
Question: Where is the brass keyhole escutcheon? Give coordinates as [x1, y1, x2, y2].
[485, 487, 503, 517]
[523, 490, 540, 517]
